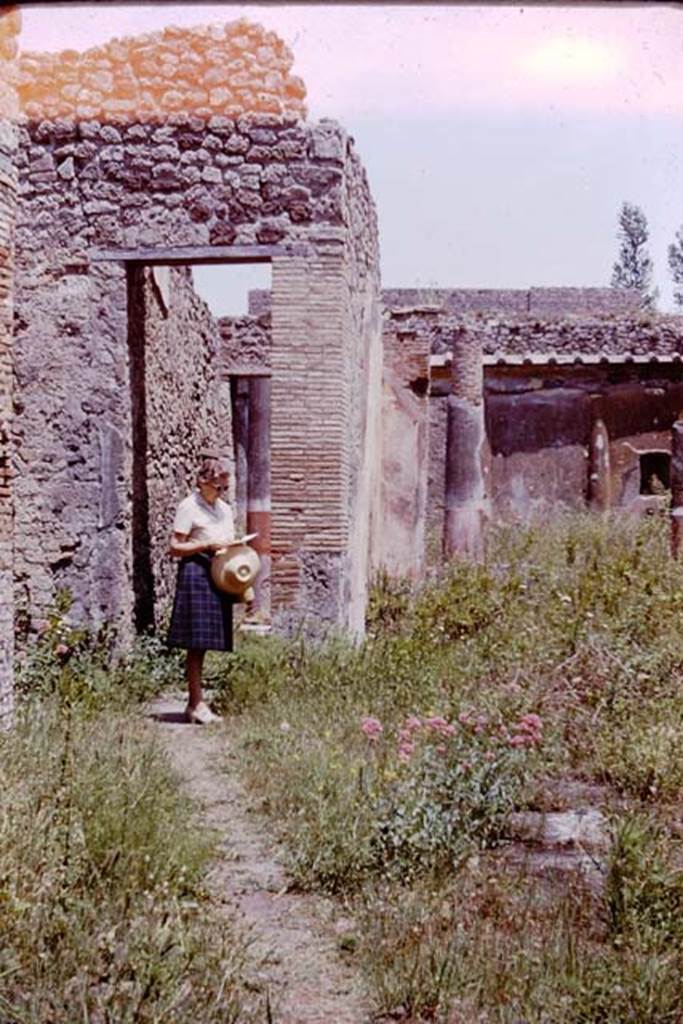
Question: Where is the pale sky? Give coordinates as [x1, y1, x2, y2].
[18, 3, 683, 314]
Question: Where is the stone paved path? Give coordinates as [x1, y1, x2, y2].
[148, 694, 372, 1024]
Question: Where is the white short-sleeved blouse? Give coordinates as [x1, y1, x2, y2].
[173, 490, 235, 546]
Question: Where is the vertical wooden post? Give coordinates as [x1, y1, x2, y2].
[230, 376, 249, 535]
[246, 375, 271, 615]
[442, 327, 488, 561]
[670, 420, 683, 558]
[588, 418, 612, 512]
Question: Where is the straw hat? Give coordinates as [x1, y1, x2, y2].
[211, 538, 261, 602]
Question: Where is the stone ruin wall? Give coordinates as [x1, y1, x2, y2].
[380, 301, 683, 549]
[483, 358, 683, 516]
[131, 266, 226, 632]
[220, 310, 271, 374]
[12, 94, 381, 636]
[382, 286, 643, 318]
[340, 130, 382, 633]
[471, 313, 683, 359]
[267, 120, 381, 636]
[0, 4, 19, 724]
[16, 20, 306, 123]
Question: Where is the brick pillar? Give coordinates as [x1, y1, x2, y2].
[270, 247, 350, 632]
[443, 327, 488, 561]
[0, 4, 19, 728]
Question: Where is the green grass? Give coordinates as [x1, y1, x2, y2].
[210, 512, 683, 1021]
[0, 695, 253, 1023]
[9, 514, 683, 1021]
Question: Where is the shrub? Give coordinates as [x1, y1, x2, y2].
[15, 590, 183, 711]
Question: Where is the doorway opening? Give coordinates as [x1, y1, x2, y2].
[127, 257, 272, 634]
[639, 450, 671, 496]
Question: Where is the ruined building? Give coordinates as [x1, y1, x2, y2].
[1, 9, 682, 724]
[236, 286, 683, 579]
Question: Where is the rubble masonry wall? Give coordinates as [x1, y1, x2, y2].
[131, 265, 226, 631]
[17, 19, 306, 123]
[13, 112, 380, 636]
[0, 4, 19, 724]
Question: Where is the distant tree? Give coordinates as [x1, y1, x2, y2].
[668, 225, 683, 311]
[611, 201, 657, 310]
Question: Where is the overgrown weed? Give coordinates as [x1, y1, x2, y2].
[212, 512, 683, 1020]
[15, 589, 183, 711]
[0, 696, 253, 1022]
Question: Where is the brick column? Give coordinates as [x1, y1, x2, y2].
[443, 327, 488, 561]
[270, 246, 350, 632]
[0, 4, 19, 728]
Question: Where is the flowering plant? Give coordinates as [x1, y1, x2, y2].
[358, 706, 542, 879]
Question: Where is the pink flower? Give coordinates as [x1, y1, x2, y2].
[458, 711, 472, 725]
[508, 713, 543, 748]
[404, 715, 423, 732]
[424, 716, 457, 736]
[361, 716, 383, 741]
[519, 713, 543, 733]
[397, 741, 415, 762]
[54, 643, 70, 656]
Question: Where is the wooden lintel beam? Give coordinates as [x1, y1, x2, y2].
[89, 242, 311, 265]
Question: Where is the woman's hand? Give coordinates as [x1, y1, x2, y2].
[208, 538, 236, 554]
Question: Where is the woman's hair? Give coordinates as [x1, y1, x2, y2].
[197, 454, 230, 484]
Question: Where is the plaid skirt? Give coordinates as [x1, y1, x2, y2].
[167, 555, 234, 652]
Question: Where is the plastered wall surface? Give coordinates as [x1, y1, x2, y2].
[341, 142, 382, 635]
[380, 320, 431, 577]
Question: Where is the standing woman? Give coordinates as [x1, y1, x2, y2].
[168, 454, 236, 724]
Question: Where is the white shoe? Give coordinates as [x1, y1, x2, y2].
[185, 701, 222, 725]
